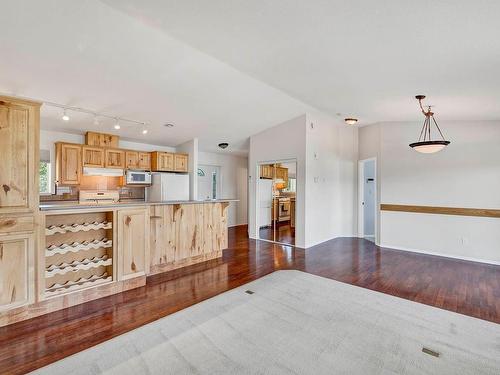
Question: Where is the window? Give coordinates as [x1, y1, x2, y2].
[283, 178, 296, 193]
[39, 149, 52, 194]
[212, 171, 217, 199]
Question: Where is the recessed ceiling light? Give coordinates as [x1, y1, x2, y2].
[344, 118, 358, 125]
[62, 109, 70, 121]
[163, 123, 174, 128]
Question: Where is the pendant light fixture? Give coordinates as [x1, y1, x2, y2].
[409, 95, 450, 154]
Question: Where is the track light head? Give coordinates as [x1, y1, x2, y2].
[114, 118, 121, 130]
[62, 109, 70, 121]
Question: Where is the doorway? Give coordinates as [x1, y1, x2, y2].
[358, 158, 377, 243]
[257, 160, 297, 246]
[198, 165, 221, 200]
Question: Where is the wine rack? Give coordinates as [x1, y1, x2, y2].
[44, 211, 114, 298]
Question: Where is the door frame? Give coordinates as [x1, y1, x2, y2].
[358, 157, 377, 243]
[255, 158, 297, 246]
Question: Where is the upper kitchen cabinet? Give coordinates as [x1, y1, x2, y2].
[260, 164, 274, 179]
[126, 151, 151, 170]
[151, 152, 174, 171]
[174, 154, 188, 172]
[0, 96, 40, 214]
[85, 131, 119, 148]
[125, 151, 139, 169]
[56, 142, 81, 186]
[82, 145, 105, 168]
[105, 149, 125, 169]
[275, 167, 288, 183]
[138, 152, 151, 170]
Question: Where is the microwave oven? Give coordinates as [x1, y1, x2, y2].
[125, 170, 152, 185]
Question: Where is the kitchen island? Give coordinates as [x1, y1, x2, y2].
[0, 199, 236, 326]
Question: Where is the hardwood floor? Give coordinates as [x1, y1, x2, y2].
[1, 225, 499, 374]
[259, 220, 295, 244]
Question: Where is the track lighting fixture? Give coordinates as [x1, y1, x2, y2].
[62, 109, 70, 122]
[142, 124, 148, 134]
[93, 114, 99, 125]
[114, 118, 121, 130]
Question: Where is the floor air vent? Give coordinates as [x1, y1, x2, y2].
[245, 290, 255, 295]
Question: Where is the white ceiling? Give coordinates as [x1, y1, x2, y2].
[0, 1, 312, 154]
[104, 0, 500, 124]
[1, 1, 499, 154]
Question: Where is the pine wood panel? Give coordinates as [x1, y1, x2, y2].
[380, 204, 500, 218]
[117, 208, 149, 279]
[82, 146, 105, 168]
[0, 103, 28, 209]
[174, 153, 188, 172]
[105, 149, 125, 169]
[138, 152, 151, 170]
[0, 216, 34, 234]
[149, 205, 176, 267]
[0, 233, 34, 310]
[175, 204, 203, 260]
[85, 132, 119, 148]
[56, 143, 81, 185]
[149, 203, 229, 274]
[125, 151, 139, 169]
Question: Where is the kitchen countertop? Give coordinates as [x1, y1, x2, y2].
[39, 199, 238, 211]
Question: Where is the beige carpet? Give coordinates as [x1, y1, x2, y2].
[31, 270, 500, 374]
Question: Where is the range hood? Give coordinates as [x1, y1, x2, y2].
[83, 167, 124, 177]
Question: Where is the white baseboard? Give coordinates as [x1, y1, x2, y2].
[379, 243, 500, 266]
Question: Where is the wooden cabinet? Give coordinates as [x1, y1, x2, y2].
[151, 152, 174, 171]
[0, 96, 38, 314]
[260, 164, 274, 179]
[138, 152, 151, 170]
[275, 167, 288, 182]
[0, 97, 40, 213]
[85, 131, 118, 148]
[105, 149, 125, 169]
[82, 146, 105, 167]
[56, 143, 82, 185]
[0, 233, 34, 310]
[149, 202, 228, 275]
[117, 208, 149, 280]
[125, 151, 139, 169]
[174, 153, 188, 172]
[125, 151, 151, 170]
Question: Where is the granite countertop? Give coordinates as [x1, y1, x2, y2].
[39, 199, 238, 211]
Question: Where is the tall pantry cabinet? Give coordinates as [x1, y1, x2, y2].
[0, 95, 40, 311]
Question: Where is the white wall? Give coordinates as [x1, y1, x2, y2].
[304, 111, 358, 247]
[359, 120, 500, 264]
[248, 112, 358, 248]
[198, 151, 248, 227]
[248, 115, 307, 247]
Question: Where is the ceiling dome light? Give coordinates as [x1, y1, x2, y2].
[62, 109, 70, 121]
[409, 95, 450, 154]
[344, 118, 358, 125]
[114, 118, 121, 130]
[218, 142, 229, 149]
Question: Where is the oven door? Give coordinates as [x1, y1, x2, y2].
[126, 171, 151, 185]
